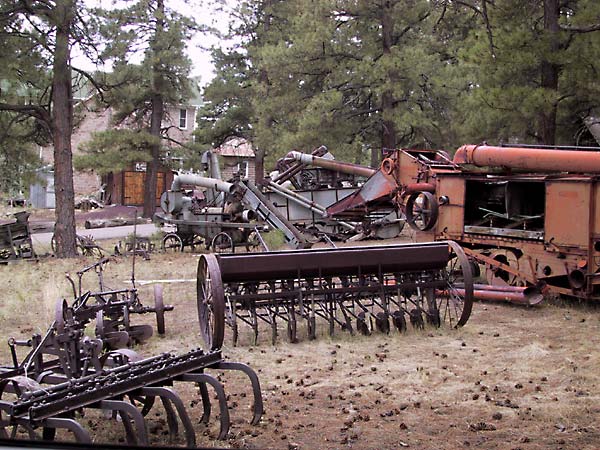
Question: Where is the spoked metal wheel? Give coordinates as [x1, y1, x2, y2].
[405, 191, 439, 231]
[211, 232, 234, 254]
[437, 241, 473, 327]
[197, 254, 225, 350]
[162, 233, 183, 253]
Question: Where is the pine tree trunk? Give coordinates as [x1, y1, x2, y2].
[52, 0, 78, 257]
[540, 0, 560, 145]
[256, 0, 272, 180]
[377, 0, 396, 168]
[143, 0, 165, 218]
[143, 94, 163, 218]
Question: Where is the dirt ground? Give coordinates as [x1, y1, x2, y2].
[1, 247, 599, 449]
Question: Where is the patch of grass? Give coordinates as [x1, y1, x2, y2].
[260, 229, 287, 251]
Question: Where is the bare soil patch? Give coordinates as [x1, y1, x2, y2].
[1, 251, 599, 449]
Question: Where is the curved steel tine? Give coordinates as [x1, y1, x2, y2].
[140, 387, 196, 448]
[198, 380, 212, 424]
[43, 418, 91, 444]
[97, 399, 149, 446]
[179, 373, 230, 440]
[160, 396, 179, 441]
[214, 361, 264, 425]
[42, 426, 56, 441]
[118, 410, 137, 446]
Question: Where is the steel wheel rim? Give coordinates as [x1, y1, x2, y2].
[162, 233, 183, 252]
[211, 232, 234, 254]
[197, 254, 225, 350]
[438, 241, 473, 327]
[405, 191, 439, 231]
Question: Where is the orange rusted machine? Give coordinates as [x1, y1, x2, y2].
[325, 144, 600, 301]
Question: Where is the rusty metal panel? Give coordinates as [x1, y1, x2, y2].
[545, 181, 590, 247]
[397, 151, 420, 184]
[436, 176, 465, 237]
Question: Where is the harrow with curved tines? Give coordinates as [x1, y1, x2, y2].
[0, 259, 264, 446]
[197, 241, 473, 348]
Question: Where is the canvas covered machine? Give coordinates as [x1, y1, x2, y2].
[196, 241, 474, 347]
[325, 143, 600, 301]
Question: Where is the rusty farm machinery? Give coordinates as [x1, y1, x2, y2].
[263, 146, 405, 241]
[155, 147, 405, 253]
[196, 240, 474, 347]
[318, 143, 600, 303]
[0, 258, 263, 445]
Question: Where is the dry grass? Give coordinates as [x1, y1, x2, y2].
[1, 250, 600, 449]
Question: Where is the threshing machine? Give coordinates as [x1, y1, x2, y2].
[327, 143, 600, 301]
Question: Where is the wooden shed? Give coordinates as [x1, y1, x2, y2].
[103, 163, 174, 206]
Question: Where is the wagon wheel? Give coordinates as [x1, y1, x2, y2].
[197, 254, 225, 350]
[154, 284, 166, 335]
[77, 235, 104, 258]
[211, 232, 234, 254]
[405, 191, 439, 231]
[437, 241, 473, 328]
[162, 233, 183, 253]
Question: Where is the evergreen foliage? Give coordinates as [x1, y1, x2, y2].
[197, 0, 600, 164]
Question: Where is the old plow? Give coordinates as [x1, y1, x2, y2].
[197, 241, 474, 347]
[0, 259, 263, 446]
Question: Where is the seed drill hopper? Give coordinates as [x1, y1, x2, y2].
[197, 241, 474, 347]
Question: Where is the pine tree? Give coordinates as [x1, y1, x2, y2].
[0, 0, 99, 257]
[90, 0, 197, 217]
[454, 0, 600, 145]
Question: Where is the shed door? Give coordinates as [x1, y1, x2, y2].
[123, 171, 164, 206]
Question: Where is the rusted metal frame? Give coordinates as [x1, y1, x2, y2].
[212, 361, 263, 425]
[11, 350, 222, 420]
[231, 307, 257, 328]
[227, 280, 445, 303]
[139, 386, 196, 448]
[179, 372, 230, 440]
[462, 247, 540, 287]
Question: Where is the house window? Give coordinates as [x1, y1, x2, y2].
[179, 109, 187, 129]
[237, 160, 249, 179]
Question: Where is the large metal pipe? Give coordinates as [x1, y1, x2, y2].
[171, 174, 235, 194]
[288, 151, 376, 178]
[453, 144, 600, 173]
[273, 146, 328, 184]
[450, 283, 543, 306]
